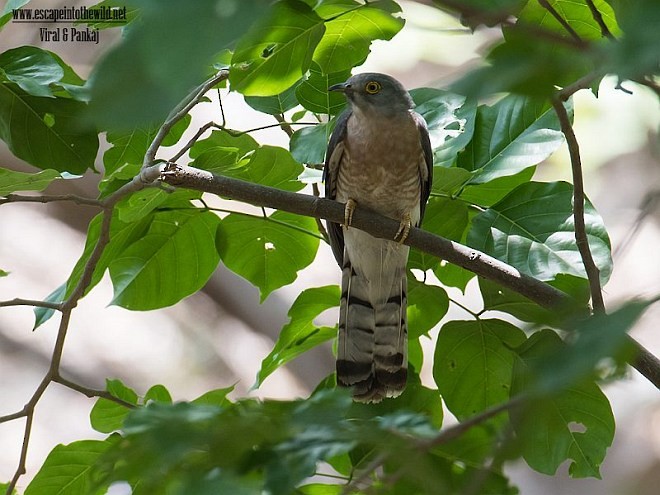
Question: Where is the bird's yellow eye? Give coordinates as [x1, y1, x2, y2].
[364, 81, 381, 94]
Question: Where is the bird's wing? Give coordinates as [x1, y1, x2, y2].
[412, 111, 433, 224]
[324, 110, 351, 266]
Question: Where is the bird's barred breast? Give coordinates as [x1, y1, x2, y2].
[337, 112, 423, 223]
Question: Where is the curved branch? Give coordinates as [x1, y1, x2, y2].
[159, 163, 660, 388]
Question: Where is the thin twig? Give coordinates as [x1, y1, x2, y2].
[0, 298, 63, 310]
[53, 376, 137, 409]
[169, 121, 221, 163]
[0, 193, 102, 207]
[557, 72, 602, 101]
[142, 70, 229, 170]
[419, 396, 524, 450]
[551, 97, 605, 314]
[274, 113, 296, 137]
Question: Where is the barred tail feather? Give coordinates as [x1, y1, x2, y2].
[337, 246, 408, 403]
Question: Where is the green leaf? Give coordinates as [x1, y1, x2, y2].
[434, 261, 475, 293]
[410, 89, 477, 168]
[421, 196, 469, 241]
[230, 0, 325, 96]
[457, 95, 565, 184]
[518, 0, 620, 41]
[90, 379, 138, 434]
[0, 0, 31, 30]
[109, 210, 221, 310]
[407, 278, 448, 338]
[24, 438, 116, 495]
[430, 166, 472, 197]
[289, 121, 331, 164]
[467, 181, 613, 283]
[89, 0, 257, 128]
[299, 484, 342, 495]
[527, 301, 650, 394]
[33, 212, 154, 329]
[0, 84, 98, 173]
[511, 330, 615, 478]
[312, 0, 404, 73]
[217, 211, 320, 301]
[257, 285, 339, 387]
[480, 277, 557, 323]
[116, 188, 201, 223]
[193, 386, 235, 407]
[0, 168, 61, 195]
[245, 83, 300, 115]
[295, 65, 349, 115]
[0, 46, 64, 97]
[433, 319, 526, 420]
[144, 384, 173, 404]
[459, 167, 535, 207]
[103, 126, 158, 176]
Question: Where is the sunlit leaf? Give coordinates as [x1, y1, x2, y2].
[217, 211, 320, 301]
[230, 0, 325, 96]
[24, 438, 117, 495]
[457, 95, 566, 184]
[109, 210, 221, 310]
[468, 181, 612, 283]
[312, 0, 404, 73]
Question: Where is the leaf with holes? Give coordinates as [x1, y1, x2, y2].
[468, 181, 612, 283]
[230, 0, 325, 96]
[256, 285, 340, 387]
[312, 0, 404, 73]
[433, 319, 526, 421]
[0, 84, 98, 173]
[511, 330, 615, 478]
[217, 211, 320, 301]
[109, 210, 221, 310]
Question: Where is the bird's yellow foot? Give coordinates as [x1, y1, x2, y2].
[394, 212, 412, 244]
[344, 199, 357, 228]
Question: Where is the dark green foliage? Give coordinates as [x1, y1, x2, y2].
[2, 0, 658, 493]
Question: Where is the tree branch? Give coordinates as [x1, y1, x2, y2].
[537, 0, 583, 44]
[551, 97, 606, 314]
[159, 163, 660, 388]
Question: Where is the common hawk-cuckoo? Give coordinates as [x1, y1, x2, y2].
[324, 73, 433, 402]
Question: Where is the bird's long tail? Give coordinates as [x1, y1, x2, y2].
[336, 241, 408, 403]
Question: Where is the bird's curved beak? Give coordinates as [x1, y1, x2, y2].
[328, 82, 350, 93]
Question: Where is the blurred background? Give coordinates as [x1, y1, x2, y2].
[1, 1, 659, 493]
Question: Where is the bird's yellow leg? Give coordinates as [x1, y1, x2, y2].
[344, 199, 357, 228]
[394, 212, 412, 244]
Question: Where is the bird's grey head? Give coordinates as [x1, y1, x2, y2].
[329, 73, 414, 117]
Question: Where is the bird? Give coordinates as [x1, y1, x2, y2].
[324, 73, 433, 402]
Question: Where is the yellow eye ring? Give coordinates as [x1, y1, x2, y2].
[364, 81, 381, 94]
